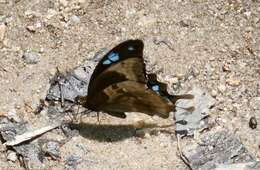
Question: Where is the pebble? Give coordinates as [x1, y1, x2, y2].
[211, 90, 218, 97]
[41, 141, 61, 159]
[22, 51, 41, 64]
[65, 155, 82, 168]
[26, 22, 42, 33]
[218, 84, 226, 93]
[0, 23, 6, 41]
[0, 142, 6, 152]
[7, 108, 21, 122]
[7, 151, 17, 162]
[222, 63, 231, 72]
[164, 75, 179, 84]
[70, 15, 80, 24]
[226, 77, 240, 86]
[59, 0, 68, 7]
[257, 6, 260, 12]
[126, 8, 136, 18]
[138, 15, 156, 26]
[77, 0, 86, 3]
[249, 97, 260, 110]
[249, 117, 257, 129]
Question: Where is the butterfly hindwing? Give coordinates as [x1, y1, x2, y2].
[147, 73, 194, 109]
[90, 81, 173, 118]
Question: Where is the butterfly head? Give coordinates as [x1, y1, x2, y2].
[75, 96, 88, 107]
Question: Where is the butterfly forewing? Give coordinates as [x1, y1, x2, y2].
[87, 40, 145, 100]
[87, 57, 146, 100]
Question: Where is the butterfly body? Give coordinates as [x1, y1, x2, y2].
[77, 40, 192, 119]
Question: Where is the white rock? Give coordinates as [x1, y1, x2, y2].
[22, 51, 41, 64]
[0, 24, 6, 41]
[70, 15, 80, 24]
[59, 0, 68, 7]
[7, 151, 17, 162]
[218, 84, 226, 93]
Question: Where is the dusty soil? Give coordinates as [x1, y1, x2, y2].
[0, 0, 259, 169]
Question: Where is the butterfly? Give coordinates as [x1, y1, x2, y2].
[76, 39, 193, 119]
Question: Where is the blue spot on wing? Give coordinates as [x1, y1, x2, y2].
[152, 85, 160, 92]
[128, 46, 134, 51]
[108, 52, 119, 62]
[102, 59, 112, 65]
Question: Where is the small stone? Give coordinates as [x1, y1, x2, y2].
[7, 108, 21, 122]
[179, 20, 189, 27]
[26, 25, 37, 32]
[222, 63, 231, 72]
[249, 97, 260, 110]
[22, 51, 41, 64]
[77, 0, 86, 3]
[41, 141, 61, 160]
[126, 8, 136, 18]
[211, 90, 218, 97]
[138, 15, 156, 26]
[70, 15, 80, 24]
[59, 0, 68, 7]
[7, 151, 17, 162]
[257, 6, 260, 12]
[144, 132, 151, 139]
[249, 117, 257, 129]
[0, 112, 6, 117]
[26, 22, 42, 33]
[65, 155, 82, 168]
[176, 73, 185, 79]
[165, 75, 179, 84]
[46, 9, 58, 20]
[226, 77, 240, 86]
[0, 142, 6, 152]
[0, 24, 6, 42]
[218, 84, 226, 93]
[244, 11, 251, 18]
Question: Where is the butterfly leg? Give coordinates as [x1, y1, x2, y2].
[97, 112, 101, 124]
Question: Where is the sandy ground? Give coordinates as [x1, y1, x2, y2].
[0, 0, 259, 169]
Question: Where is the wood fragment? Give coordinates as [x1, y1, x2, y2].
[4, 122, 62, 146]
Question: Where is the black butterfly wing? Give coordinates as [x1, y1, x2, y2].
[90, 81, 174, 118]
[87, 40, 145, 100]
[147, 73, 194, 111]
[77, 39, 192, 119]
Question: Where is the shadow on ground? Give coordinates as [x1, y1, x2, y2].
[70, 123, 136, 142]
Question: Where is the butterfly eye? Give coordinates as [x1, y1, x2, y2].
[128, 46, 134, 51]
[108, 52, 119, 62]
[151, 84, 160, 92]
[102, 59, 112, 65]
